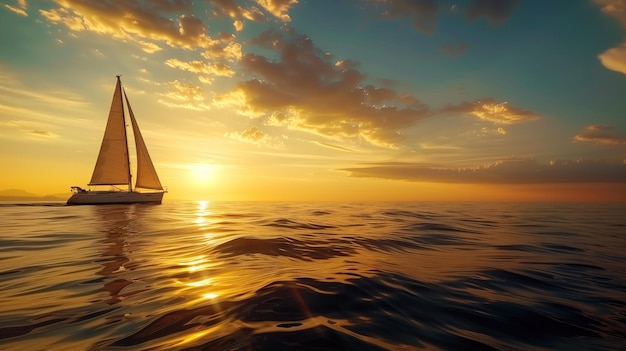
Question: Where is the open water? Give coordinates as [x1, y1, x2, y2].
[0, 201, 625, 351]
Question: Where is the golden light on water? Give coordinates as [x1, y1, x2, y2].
[187, 278, 214, 287]
[176, 258, 221, 301]
[202, 293, 218, 299]
[177, 204, 223, 301]
[194, 200, 212, 226]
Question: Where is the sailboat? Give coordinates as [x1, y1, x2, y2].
[67, 75, 166, 205]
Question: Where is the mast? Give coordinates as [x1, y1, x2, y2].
[118, 75, 133, 192]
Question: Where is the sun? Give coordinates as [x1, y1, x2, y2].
[189, 163, 214, 184]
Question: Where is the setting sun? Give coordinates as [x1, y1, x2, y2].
[189, 163, 215, 185]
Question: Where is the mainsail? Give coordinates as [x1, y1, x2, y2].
[125, 90, 163, 190]
[89, 77, 131, 187]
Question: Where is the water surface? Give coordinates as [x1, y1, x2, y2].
[0, 201, 625, 350]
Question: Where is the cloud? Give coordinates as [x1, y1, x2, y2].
[598, 42, 626, 75]
[4, 0, 27, 16]
[234, 19, 244, 31]
[341, 158, 626, 184]
[214, 29, 429, 148]
[594, 0, 626, 27]
[441, 41, 467, 57]
[208, 0, 265, 22]
[573, 124, 626, 145]
[39, 0, 233, 53]
[0, 120, 61, 141]
[315, 141, 354, 152]
[207, 0, 297, 25]
[466, 0, 520, 23]
[166, 80, 204, 101]
[369, 0, 439, 33]
[165, 58, 235, 77]
[228, 126, 267, 143]
[138, 40, 163, 54]
[254, 0, 299, 22]
[227, 126, 284, 147]
[26, 130, 58, 138]
[442, 98, 540, 124]
[158, 80, 211, 110]
[368, 0, 519, 33]
[594, 0, 626, 74]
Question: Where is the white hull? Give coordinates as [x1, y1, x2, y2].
[67, 190, 164, 205]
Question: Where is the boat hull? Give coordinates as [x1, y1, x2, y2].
[66, 191, 164, 205]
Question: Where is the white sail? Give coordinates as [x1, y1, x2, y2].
[124, 90, 163, 190]
[89, 77, 131, 186]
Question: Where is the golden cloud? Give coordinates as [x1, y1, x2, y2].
[227, 126, 285, 147]
[4, 0, 28, 16]
[213, 30, 429, 148]
[228, 126, 267, 143]
[598, 42, 626, 75]
[165, 58, 235, 77]
[158, 80, 209, 110]
[442, 98, 540, 124]
[26, 130, 59, 138]
[39, 0, 224, 51]
[254, 0, 298, 22]
[594, 0, 626, 74]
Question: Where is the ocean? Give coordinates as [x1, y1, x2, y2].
[0, 201, 624, 351]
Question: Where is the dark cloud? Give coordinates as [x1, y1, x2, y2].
[573, 124, 626, 145]
[341, 158, 626, 183]
[441, 41, 467, 57]
[368, 0, 519, 33]
[373, 0, 439, 33]
[466, 0, 520, 23]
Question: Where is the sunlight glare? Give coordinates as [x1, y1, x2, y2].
[203, 292, 218, 299]
[196, 201, 212, 221]
[187, 278, 214, 287]
[190, 163, 214, 185]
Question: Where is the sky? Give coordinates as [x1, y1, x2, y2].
[1, 0, 625, 202]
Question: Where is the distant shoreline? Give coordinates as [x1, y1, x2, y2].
[0, 196, 65, 202]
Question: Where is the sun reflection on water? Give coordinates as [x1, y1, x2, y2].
[195, 200, 211, 226]
[202, 292, 218, 299]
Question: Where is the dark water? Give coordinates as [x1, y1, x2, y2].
[0, 201, 625, 350]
